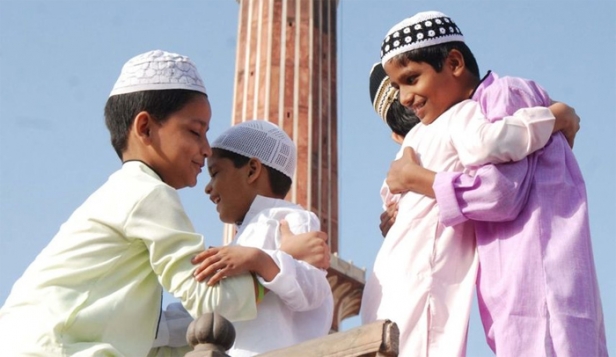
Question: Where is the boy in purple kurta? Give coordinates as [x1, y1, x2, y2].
[435, 72, 606, 357]
[384, 12, 607, 357]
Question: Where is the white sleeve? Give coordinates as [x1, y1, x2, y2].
[125, 186, 257, 322]
[380, 179, 400, 211]
[251, 210, 332, 312]
[448, 100, 554, 168]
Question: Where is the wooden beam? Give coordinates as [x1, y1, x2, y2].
[256, 320, 399, 357]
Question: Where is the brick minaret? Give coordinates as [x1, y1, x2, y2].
[229, 0, 364, 331]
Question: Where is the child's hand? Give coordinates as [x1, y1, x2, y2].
[386, 147, 420, 194]
[279, 220, 330, 270]
[387, 147, 436, 198]
[192, 246, 259, 286]
[379, 202, 398, 238]
[549, 101, 580, 148]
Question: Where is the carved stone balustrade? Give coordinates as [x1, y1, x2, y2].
[185, 312, 236, 357]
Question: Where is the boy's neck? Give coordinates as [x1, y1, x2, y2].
[460, 72, 481, 100]
[122, 144, 151, 166]
[253, 190, 286, 201]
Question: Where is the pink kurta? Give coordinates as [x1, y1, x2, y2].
[433, 72, 607, 356]
[362, 99, 556, 356]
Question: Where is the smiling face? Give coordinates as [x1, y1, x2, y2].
[384, 52, 467, 125]
[204, 151, 257, 224]
[147, 95, 212, 189]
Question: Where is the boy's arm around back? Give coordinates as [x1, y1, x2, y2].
[436, 76, 552, 226]
[449, 77, 554, 168]
[434, 157, 539, 226]
[240, 209, 333, 312]
[124, 184, 257, 322]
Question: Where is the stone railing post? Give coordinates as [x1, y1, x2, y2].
[184, 313, 236, 357]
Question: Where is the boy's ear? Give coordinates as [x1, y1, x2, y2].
[246, 158, 263, 184]
[446, 49, 466, 77]
[391, 132, 405, 145]
[132, 111, 155, 143]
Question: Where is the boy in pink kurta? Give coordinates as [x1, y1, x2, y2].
[431, 72, 608, 356]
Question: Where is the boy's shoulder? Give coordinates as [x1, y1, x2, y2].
[67, 161, 182, 229]
[112, 161, 167, 187]
[101, 161, 179, 204]
[476, 71, 551, 112]
[245, 196, 320, 230]
[494, 73, 544, 93]
[252, 196, 315, 218]
[478, 72, 542, 95]
[234, 196, 319, 248]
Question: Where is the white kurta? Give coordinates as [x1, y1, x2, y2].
[361, 100, 555, 356]
[0, 161, 257, 357]
[228, 195, 334, 356]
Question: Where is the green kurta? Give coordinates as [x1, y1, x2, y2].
[0, 161, 256, 356]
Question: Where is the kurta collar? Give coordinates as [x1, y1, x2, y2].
[470, 70, 496, 101]
[122, 160, 163, 182]
[236, 195, 295, 229]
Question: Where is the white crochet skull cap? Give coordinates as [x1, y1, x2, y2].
[211, 120, 296, 180]
[109, 50, 207, 97]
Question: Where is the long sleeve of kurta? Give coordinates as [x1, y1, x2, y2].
[125, 184, 257, 321]
[447, 99, 554, 169]
[434, 74, 552, 226]
[434, 159, 539, 227]
[236, 205, 331, 312]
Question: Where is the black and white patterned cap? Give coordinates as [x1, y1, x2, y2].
[109, 50, 207, 97]
[369, 62, 398, 122]
[212, 120, 296, 180]
[380, 11, 464, 65]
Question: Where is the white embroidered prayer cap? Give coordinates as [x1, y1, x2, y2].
[369, 62, 398, 122]
[212, 120, 296, 180]
[381, 11, 464, 65]
[109, 50, 207, 97]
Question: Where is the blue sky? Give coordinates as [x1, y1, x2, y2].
[0, 1, 614, 355]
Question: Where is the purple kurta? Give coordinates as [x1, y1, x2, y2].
[433, 72, 607, 356]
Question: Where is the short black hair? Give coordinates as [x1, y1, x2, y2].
[104, 89, 206, 159]
[392, 41, 480, 79]
[212, 148, 292, 198]
[386, 100, 420, 137]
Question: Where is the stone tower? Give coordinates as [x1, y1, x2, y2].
[228, 0, 364, 331]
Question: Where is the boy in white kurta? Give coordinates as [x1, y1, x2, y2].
[0, 50, 327, 357]
[190, 120, 333, 356]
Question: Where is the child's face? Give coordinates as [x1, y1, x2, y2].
[385, 58, 461, 125]
[149, 95, 212, 189]
[204, 153, 255, 224]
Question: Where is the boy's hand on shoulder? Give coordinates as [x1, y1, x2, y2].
[279, 220, 330, 270]
[192, 246, 261, 286]
[549, 101, 580, 148]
